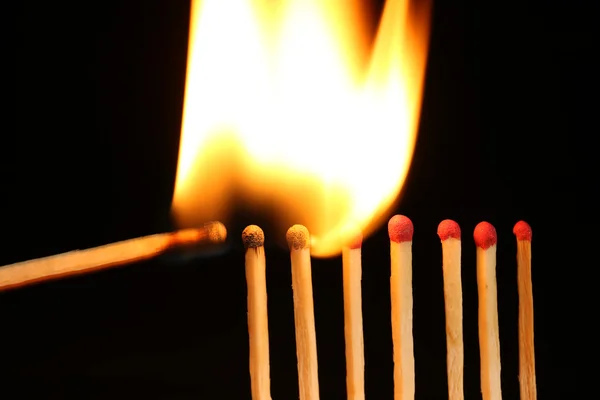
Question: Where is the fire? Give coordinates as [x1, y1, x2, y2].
[172, 0, 431, 257]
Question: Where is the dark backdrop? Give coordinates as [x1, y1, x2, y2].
[4, 0, 589, 398]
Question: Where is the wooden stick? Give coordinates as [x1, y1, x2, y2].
[342, 231, 365, 400]
[388, 215, 415, 400]
[242, 225, 272, 400]
[0, 221, 227, 292]
[513, 221, 536, 400]
[474, 222, 502, 400]
[437, 220, 464, 400]
[286, 224, 320, 400]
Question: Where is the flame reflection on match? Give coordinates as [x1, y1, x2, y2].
[171, 0, 431, 257]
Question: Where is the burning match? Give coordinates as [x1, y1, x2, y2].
[513, 221, 536, 400]
[170, 0, 432, 258]
[342, 229, 365, 400]
[388, 214, 415, 400]
[474, 221, 502, 400]
[0, 221, 226, 292]
[157, 0, 430, 392]
[437, 219, 464, 400]
[287, 224, 320, 400]
[242, 225, 272, 400]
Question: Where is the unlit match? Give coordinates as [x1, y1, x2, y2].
[388, 214, 415, 400]
[287, 224, 320, 400]
[474, 222, 502, 400]
[342, 229, 365, 400]
[437, 219, 464, 400]
[513, 221, 536, 400]
[0, 221, 227, 292]
[242, 225, 272, 400]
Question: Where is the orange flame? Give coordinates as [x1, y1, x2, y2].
[172, 0, 431, 257]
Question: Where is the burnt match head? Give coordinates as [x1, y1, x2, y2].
[242, 225, 265, 248]
[286, 225, 310, 250]
[473, 221, 497, 249]
[513, 220, 532, 241]
[437, 219, 461, 241]
[388, 215, 413, 243]
[206, 221, 227, 243]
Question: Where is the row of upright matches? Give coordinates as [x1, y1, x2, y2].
[241, 216, 536, 400]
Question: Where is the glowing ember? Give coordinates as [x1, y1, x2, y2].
[172, 0, 431, 257]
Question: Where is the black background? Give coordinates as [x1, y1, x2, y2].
[4, 0, 590, 398]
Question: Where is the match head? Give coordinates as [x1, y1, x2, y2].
[241, 225, 265, 248]
[346, 229, 363, 249]
[388, 215, 413, 243]
[513, 220, 532, 241]
[206, 221, 227, 243]
[437, 219, 461, 241]
[473, 221, 497, 249]
[286, 225, 310, 250]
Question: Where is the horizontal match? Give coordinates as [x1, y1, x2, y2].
[0, 221, 227, 292]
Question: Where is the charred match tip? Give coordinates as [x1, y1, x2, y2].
[242, 225, 264, 248]
[513, 220, 532, 241]
[437, 219, 461, 241]
[474, 221, 497, 249]
[388, 214, 413, 243]
[206, 221, 227, 243]
[286, 225, 310, 250]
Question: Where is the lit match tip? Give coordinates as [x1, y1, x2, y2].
[206, 221, 227, 243]
[344, 225, 363, 249]
[242, 225, 265, 248]
[388, 214, 413, 243]
[513, 220, 532, 241]
[286, 225, 310, 250]
[473, 221, 497, 249]
[171, 221, 227, 245]
[348, 231, 363, 249]
[437, 219, 461, 241]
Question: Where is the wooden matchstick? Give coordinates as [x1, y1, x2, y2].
[513, 221, 536, 400]
[0, 221, 227, 292]
[242, 225, 272, 400]
[388, 215, 415, 400]
[437, 219, 464, 400]
[474, 221, 502, 400]
[286, 224, 320, 400]
[342, 230, 365, 400]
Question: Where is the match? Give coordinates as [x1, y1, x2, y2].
[242, 225, 272, 400]
[287, 224, 320, 400]
[0, 221, 227, 292]
[342, 229, 365, 400]
[513, 221, 536, 400]
[474, 221, 502, 400]
[388, 214, 415, 400]
[437, 219, 464, 400]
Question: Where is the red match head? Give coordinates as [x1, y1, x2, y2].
[473, 221, 497, 249]
[513, 220, 532, 241]
[437, 219, 461, 241]
[388, 215, 413, 243]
